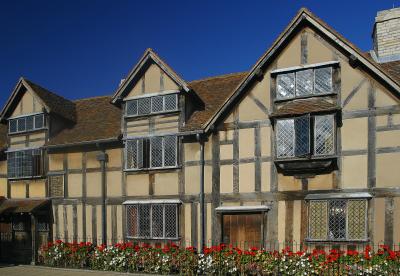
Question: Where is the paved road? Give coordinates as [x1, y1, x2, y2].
[0, 265, 155, 276]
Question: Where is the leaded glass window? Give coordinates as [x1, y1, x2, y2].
[276, 114, 334, 159]
[308, 199, 368, 241]
[125, 136, 178, 170]
[8, 113, 45, 134]
[275, 65, 333, 100]
[125, 93, 178, 117]
[7, 148, 43, 179]
[125, 203, 179, 239]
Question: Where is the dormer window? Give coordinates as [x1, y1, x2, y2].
[8, 113, 45, 134]
[275, 114, 335, 159]
[125, 93, 178, 117]
[273, 62, 338, 100]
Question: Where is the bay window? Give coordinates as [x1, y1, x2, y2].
[8, 113, 45, 134]
[275, 114, 335, 159]
[125, 93, 178, 117]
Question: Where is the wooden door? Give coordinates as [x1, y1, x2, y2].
[12, 216, 32, 264]
[222, 213, 263, 248]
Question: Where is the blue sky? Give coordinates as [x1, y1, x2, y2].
[0, 0, 398, 106]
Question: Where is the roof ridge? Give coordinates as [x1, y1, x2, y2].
[73, 95, 112, 102]
[189, 71, 248, 84]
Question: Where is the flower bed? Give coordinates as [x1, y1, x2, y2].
[39, 241, 400, 275]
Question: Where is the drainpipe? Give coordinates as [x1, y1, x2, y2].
[196, 133, 205, 253]
[96, 147, 108, 246]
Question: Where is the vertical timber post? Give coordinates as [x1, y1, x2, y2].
[197, 133, 205, 253]
[96, 146, 108, 245]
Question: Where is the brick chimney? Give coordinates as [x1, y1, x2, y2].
[371, 7, 400, 63]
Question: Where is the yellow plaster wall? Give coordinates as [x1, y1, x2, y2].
[261, 162, 270, 192]
[77, 204, 83, 238]
[342, 155, 368, 189]
[184, 143, 200, 162]
[49, 154, 64, 171]
[185, 166, 199, 194]
[107, 205, 112, 242]
[307, 30, 336, 64]
[373, 198, 385, 244]
[107, 149, 122, 168]
[11, 89, 43, 117]
[66, 205, 73, 240]
[0, 178, 7, 196]
[96, 205, 103, 242]
[239, 128, 254, 158]
[220, 165, 233, 193]
[86, 172, 101, 197]
[86, 151, 99, 169]
[260, 127, 271, 157]
[126, 174, 149, 196]
[376, 130, 400, 148]
[68, 153, 82, 170]
[117, 205, 123, 240]
[239, 163, 255, 193]
[376, 152, 400, 188]
[29, 180, 46, 198]
[58, 205, 64, 239]
[154, 172, 179, 195]
[85, 205, 93, 242]
[375, 83, 398, 108]
[292, 200, 302, 242]
[308, 173, 334, 190]
[238, 92, 266, 122]
[10, 182, 26, 198]
[68, 174, 82, 197]
[107, 171, 122, 197]
[277, 201, 286, 245]
[278, 175, 302, 191]
[183, 204, 191, 245]
[276, 31, 301, 68]
[220, 144, 233, 160]
[341, 118, 368, 150]
[163, 72, 179, 91]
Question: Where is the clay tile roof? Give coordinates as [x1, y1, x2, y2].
[0, 198, 50, 214]
[183, 72, 247, 131]
[272, 98, 338, 117]
[46, 96, 121, 146]
[24, 79, 76, 122]
[379, 60, 400, 84]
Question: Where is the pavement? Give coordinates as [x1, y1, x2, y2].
[0, 265, 157, 276]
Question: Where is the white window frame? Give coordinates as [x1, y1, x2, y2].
[8, 112, 45, 134]
[124, 201, 180, 240]
[125, 93, 179, 117]
[124, 135, 179, 171]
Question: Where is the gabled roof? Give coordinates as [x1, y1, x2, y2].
[46, 95, 121, 147]
[112, 48, 190, 103]
[183, 72, 247, 131]
[204, 7, 400, 132]
[0, 78, 76, 122]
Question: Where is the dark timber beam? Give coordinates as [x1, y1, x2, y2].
[96, 149, 109, 245]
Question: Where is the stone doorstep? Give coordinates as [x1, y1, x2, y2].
[18, 265, 165, 276]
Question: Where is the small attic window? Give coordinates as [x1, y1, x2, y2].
[125, 93, 178, 117]
[8, 113, 45, 134]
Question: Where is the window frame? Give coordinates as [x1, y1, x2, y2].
[124, 202, 180, 240]
[124, 134, 179, 171]
[8, 113, 46, 135]
[273, 62, 337, 102]
[275, 113, 336, 160]
[306, 198, 369, 242]
[124, 93, 179, 118]
[7, 147, 44, 180]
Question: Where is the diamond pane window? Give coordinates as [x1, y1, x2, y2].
[275, 65, 334, 100]
[125, 93, 178, 117]
[126, 136, 178, 170]
[277, 73, 295, 99]
[309, 201, 328, 240]
[164, 94, 177, 111]
[151, 96, 164, 113]
[9, 120, 17, 133]
[314, 115, 335, 156]
[164, 136, 177, 167]
[296, 69, 314, 96]
[126, 100, 138, 116]
[347, 200, 367, 240]
[151, 137, 163, 168]
[138, 97, 151, 115]
[276, 119, 295, 158]
[26, 116, 34, 131]
[7, 148, 43, 179]
[315, 67, 333, 94]
[126, 203, 179, 239]
[308, 198, 368, 241]
[17, 118, 26, 132]
[294, 115, 310, 157]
